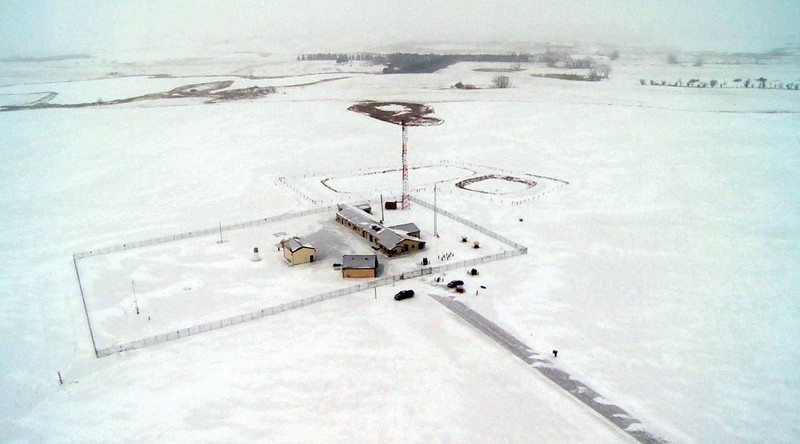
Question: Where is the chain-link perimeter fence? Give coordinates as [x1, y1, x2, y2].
[78, 196, 527, 358]
[276, 159, 567, 207]
[94, 248, 524, 357]
[73, 204, 343, 260]
[409, 196, 527, 253]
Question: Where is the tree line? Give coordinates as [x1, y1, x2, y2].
[297, 51, 618, 76]
[298, 53, 386, 64]
[640, 77, 800, 90]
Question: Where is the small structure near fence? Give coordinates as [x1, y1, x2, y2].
[280, 237, 316, 265]
[355, 202, 373, 214]
[342, 254, 378, 278]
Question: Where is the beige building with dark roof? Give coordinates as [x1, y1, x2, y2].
[335, 204, 425, 257]
[341, 254, 378, 278]
[280, 237, 316, 265]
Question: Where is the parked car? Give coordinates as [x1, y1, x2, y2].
[394, 289, 415, 301]
[446, 280, 464, 288]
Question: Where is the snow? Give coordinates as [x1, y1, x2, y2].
[1, 52, 799, 443]
[77, 204, 510, 350]
[0, 73, 365, 106]
[6, 291, 630, 443]
[461, 177, 533, 194]
[375, 104, 410, 113]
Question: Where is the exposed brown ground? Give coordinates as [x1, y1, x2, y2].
[0, 80, 280, 112]
[347, 101, 444, 126]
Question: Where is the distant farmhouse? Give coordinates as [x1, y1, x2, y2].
[336, 204, 425, 256]
[280, 237, 316, 265]
[341, 254, 378, 278]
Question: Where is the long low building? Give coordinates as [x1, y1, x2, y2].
[336, 204, 425, 257]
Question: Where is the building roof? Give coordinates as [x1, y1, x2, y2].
[337, 204, 381, 227]
[281, 237, 314, 253]
[337, 204, 420, 251]
[355, 202, 372, 213]
[388, 222, 420, 234]
[342, 254, 377, 269]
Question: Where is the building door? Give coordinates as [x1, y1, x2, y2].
[310, 255, 314, 262]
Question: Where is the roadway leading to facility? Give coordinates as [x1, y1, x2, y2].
[428, 293, 668, 444]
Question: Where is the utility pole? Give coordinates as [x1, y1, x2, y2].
[380, 194, 385, 224]
[132, 280, 139, 315]
[434, 181, 439, 238]
[217, 220, 224, 244]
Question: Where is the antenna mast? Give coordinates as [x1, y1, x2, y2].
[401, 123, 410, 210]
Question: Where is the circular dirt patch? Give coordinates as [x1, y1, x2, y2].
[348, 101, 444, 126]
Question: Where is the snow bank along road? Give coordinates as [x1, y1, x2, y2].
[429, 293, 667, 444]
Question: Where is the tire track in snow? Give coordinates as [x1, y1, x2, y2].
[428, 293, 668, 444]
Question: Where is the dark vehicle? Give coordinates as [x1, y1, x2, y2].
[394, 289, 415, 301]
[446, 280, 464, 288]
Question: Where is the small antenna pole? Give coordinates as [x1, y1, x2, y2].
[434, 181, 438, 238]
[132, 280, 139, 315]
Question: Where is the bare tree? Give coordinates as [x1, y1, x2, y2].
[589, 63, 611, 80]
[492, 75, 510, 88]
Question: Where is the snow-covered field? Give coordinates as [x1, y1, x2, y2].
[78, 203, 509, 350]
[280, 162, 563, 205]
[1, 51, 799, 443]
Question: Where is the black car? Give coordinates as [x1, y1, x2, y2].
[394, 289, 415, 301]
[446, 280, 464, 288]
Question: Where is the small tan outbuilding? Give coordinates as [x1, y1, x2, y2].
[342, 254, 378, 278]
[280, 238, 316, 265]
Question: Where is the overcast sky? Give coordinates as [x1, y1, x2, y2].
[1, 0, 798, 57]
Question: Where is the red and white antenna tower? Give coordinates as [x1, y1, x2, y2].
[401, 123, 410, 210]
[347, 101, 442, 211]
